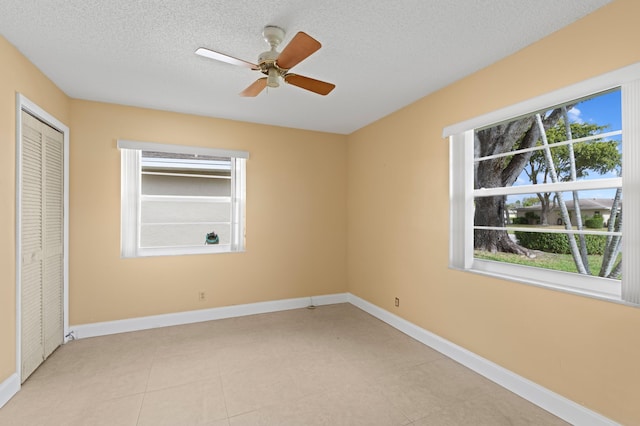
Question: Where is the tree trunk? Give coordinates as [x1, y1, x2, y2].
[474, 107, 568, 255]
[474, 196, 530, 255]
[561, 106, 590, 274]
[535, 114, 587, 274]
[609, 258, 622, 279]
[537, 192, 552, 226]
[600, 187, 622, 278]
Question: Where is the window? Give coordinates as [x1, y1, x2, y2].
[446, 63, 640, 304]
[119, 140, 248, 257]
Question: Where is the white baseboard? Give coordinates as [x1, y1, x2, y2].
[347, 294, 617, 426]
[0, 373, 20, 409]
[309, 293, 348, 306]
[71, 293, 349, 339]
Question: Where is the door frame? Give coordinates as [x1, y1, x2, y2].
[15, 94, 70, 383]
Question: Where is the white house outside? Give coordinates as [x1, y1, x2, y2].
[515, 198, 619, 226]
[140, 151, 233, 248]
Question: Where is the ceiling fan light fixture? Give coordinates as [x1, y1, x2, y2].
[267, 67, 280, 88]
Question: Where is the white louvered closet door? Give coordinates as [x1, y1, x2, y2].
[20, 111, 64, 382]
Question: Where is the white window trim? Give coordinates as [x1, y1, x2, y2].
[119, 139, 248, 258]
[117, 139, 249, 159]
[447, 62, 640, 305]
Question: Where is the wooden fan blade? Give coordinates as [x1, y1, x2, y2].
[284, 74, 335, 95]
[195, 47, 259, 70]
[276, 32, 321, 70]
[240, 78, 267, 97]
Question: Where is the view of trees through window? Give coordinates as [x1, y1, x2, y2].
[473, 89, 622, 279]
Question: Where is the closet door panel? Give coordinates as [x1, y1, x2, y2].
[42, 125, 64, 358]
[20, 112, 45, 381]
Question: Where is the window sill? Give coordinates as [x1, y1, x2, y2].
[451, 258, 624, 305]
[122, 244, 245, 258]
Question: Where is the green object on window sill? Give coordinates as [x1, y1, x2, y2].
[205, 232, 219, 245]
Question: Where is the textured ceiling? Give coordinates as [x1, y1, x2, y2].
[1, 0, 611, 134]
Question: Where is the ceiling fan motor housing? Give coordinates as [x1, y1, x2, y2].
[259, 26, 287, 87]
[258, 49, 282, 87]
[258, 49, 279, 67]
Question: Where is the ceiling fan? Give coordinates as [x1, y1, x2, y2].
[195, 25, 335, 97]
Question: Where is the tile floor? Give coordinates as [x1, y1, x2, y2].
[0, 303, 567, 425]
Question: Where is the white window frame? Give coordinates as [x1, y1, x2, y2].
[118, 139, 248, 258]
[445, 62, 640, 305]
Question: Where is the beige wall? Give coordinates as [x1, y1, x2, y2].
[0, 37, 70, 384]
[69, 100, 347, 324]
[347, 0, 640, 424]
[3, 1, 640, 423]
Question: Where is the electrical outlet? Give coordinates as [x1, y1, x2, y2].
[394, 297, 399, 307]
[198, 291, 206, 301]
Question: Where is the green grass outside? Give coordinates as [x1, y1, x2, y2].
[474, 250, 620, 278]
